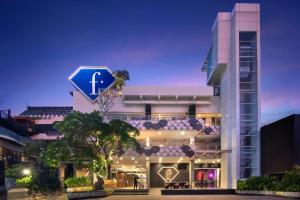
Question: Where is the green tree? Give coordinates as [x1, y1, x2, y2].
[42, 111, 139, 183]
[96, 69, 130, 116]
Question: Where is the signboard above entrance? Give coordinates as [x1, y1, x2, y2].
[68, 66, 116, 102]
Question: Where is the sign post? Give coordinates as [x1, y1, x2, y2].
[68, 66, 116, 102]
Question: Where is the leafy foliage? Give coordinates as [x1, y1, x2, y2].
[5, 164, 24, 178]
[112, 69, 130, 90]
[237, 166, 300, 192]
[96, 69, 130, 116]
[64, 176, 91, 188]
[46, 111, 139, 179]
[16, 176, 33, 188]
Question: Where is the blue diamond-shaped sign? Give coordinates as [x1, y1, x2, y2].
[68, 66, 116, 102]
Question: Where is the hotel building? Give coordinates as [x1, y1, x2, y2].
[18, 3, 261, 189]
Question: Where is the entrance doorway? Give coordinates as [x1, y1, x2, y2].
[194, 168, 219, 188]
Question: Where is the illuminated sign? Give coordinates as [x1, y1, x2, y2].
[68, 66, 116, 102]
[157, 167, 179, 183]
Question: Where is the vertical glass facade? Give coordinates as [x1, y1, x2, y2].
[239, 32, 258, 178]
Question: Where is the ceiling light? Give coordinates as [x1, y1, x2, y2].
[180, 131, 185, 135]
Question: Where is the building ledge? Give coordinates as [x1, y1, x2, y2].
[207, 63, 227, 86]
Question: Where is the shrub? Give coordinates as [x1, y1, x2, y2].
[277, 167, 300, 192]
[5, 164, 26, 179]
[237, 166, 300, 192]
[64, 176, 91, 188]
[16, 176, 33, 188]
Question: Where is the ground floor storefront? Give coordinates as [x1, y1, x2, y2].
[60, 155, 222, 190]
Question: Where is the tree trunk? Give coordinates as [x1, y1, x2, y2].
[107, 164, 111, 179]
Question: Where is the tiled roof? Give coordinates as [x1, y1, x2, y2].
[20, 106, 73, 117]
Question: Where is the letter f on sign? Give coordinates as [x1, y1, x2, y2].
[90, 72, 101, 95]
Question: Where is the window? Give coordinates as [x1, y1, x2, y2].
[239, 32, 258, 178]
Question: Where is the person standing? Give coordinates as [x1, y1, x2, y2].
[133, 175, 138, 189]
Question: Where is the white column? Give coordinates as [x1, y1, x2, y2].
[146, 159, 150, 188]
[189, 159, 194, 188]
[146, 137, 150, 147]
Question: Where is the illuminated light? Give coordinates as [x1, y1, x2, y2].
[158, 131, 162, 135]
[120, 157, 123, 160]
[157, 167, 179, 183]
[129, 132, 135, 137]
[109, 157, 113, 160]
[135, 161, 138, 164]
[116, 161, 119, 164]
[218, 114, 221, 117]
[205, 122, 210, 127]
[208, 173, 214, 179]
[146, 137, 150, 147]
[180, 131, 185, 135]
[23, 169, 31, 175]
[118, 91, 122, 95]
[146, 157, 149, 160]
[213, 161, 216, 164]
[158, 114, 161, 119]
[217, 159, 220, 162]
[159, 144, 163, 147]
[177, 157, 183, 163]
[131, 157, 135, 160]
[198, 114, 202, 117]
[159, 157, 162, 163]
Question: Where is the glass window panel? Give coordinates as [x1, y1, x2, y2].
[240, 82, 257, 92]
[240, 93, 257, 103]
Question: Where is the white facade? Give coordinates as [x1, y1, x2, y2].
[203, 3, 261, 188]
[74, 3, 261, 189]
[21, 3, 261, 189]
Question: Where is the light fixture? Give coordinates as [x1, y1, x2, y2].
[131, 157, 135, 160]
[157, 167, 179, 183]
[177, 157, 183, 163]
[22, 169, 31, 176]
[116, 161, 119, 164]
[217, 159, 220, 162]
[159, 157, 162, 163]
[120, 157, 123, 160]
[159, 144, 163, 147]
[135, 161, 138, 164]
[146, 157, 149, 160]
[158, 131, 162, 135]
[180, 131, 185, 135]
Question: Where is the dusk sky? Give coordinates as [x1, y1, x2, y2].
[0, 0, 300, 124]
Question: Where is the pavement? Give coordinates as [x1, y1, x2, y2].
[87, 188, 294, 200]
